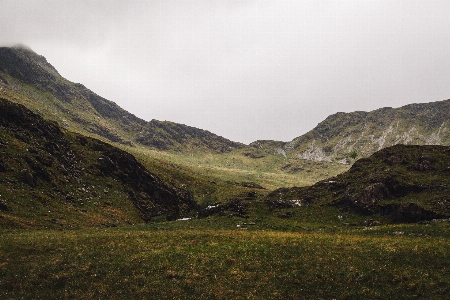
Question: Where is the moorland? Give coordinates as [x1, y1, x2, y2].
[1, 46, 449, 299]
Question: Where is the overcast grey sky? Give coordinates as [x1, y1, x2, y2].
[1, 0, 450, 144]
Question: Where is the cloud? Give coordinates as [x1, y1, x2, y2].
[1, 0, 450, 143]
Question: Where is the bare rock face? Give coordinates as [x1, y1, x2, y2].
[296, 141, 332, 162]
[93, 143, 198, 221]
[361, 183, 390, 207]
[378, 203, 442, 223]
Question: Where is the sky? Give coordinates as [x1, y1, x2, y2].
[1, 0, 450, 144]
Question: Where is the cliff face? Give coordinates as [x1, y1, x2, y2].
[286, 101, 450, 163]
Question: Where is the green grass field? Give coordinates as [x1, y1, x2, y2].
[1, 221, 449, 299]
[125, 146, 349, 199]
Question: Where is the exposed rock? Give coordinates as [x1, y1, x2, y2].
[0, 199, 9, 211]
[296, 140, 332, 162]
[267, 145, 450, 223]
[20, 169, 35, 187]
[391, 203, 441, 223]
[198, 198, 248, 218]
[362, 219, 381, 226]
[361, 183, 390, 207]
[279, 100, 450, 162]
[0, 98, 199, 226]
[264, 200, 296, 210]
[418, 155, 436, 170]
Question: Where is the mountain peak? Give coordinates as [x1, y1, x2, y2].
[0, 46, 60, 85]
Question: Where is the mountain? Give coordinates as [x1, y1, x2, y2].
[267, 144, 450, 223]
[0, 46, 243, 152]
[281, 101, 450, 163]
[242, 101, 449, 164]
[3, 46, 448, 161]
[0, 97, 198, 228]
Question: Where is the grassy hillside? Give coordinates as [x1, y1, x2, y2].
[133, 148, 348, 190]
[2, 45, 450, 299]
[0, 98, 197, 228]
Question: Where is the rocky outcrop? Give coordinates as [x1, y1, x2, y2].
[266, 144, 450, 223]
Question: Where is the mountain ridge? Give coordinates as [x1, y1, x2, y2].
[0, 46, 243, 153]
[1, 45, 450, 161]
[249, 100, 449, 163]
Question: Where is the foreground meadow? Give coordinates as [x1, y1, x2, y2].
[1, 222, 449, 299]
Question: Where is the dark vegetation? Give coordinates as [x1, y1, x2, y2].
[136, 119, 244, 153]
[0, 98, 197, 228]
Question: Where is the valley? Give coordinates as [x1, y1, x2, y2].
[1, 46, 449, 299]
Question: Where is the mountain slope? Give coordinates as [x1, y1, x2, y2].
[0, 98, 197, 228]
[0, 46, 243, 152]
[268, 144, 450, 223]
[284, 101, 450, 163]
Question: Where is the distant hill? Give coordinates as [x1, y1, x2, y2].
[284, 101, 450, 163]
[243, 101, 450, 164]
[0, 98, 198, 228]
[267, 144, 450, 223]
[136, 119, 242, 153]
[0, 46, 243, 153]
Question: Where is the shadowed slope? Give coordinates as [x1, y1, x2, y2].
[0, 98, 197, 228]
